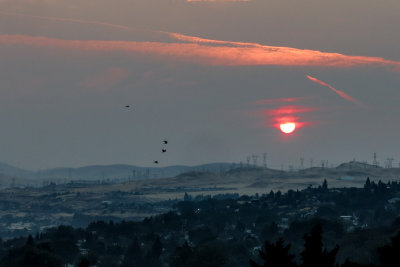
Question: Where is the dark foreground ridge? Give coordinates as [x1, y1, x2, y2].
[2, 178, 400, 266]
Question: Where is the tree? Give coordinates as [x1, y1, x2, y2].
[377, 231, 400, 267]
[250, 238, 297, 267]
[1, 246, 62, 267]
[26, 235, 34, 247]
[151, 236, 162, 258]
[169, 242, 194, 267]
[78, 258, 90, 267]
[260, 222, 279, 241]
[300, 225, 339, 267]
[321, 179, 328, 192]
[122, 237, 143, 267]
[364, 177, 371, 190]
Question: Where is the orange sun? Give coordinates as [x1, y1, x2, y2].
[280, 122, 296, 134]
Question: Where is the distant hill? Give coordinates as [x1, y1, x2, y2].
[0, 162, 33, 178]
[2, 160, 400, 189]
[0, 161, 240, 184]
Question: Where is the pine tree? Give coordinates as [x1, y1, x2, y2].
[300, 225, 339, 267]
[250, 238, 297, 267]
[364, 177, 371, 190]
[151, 236, 162, 258]
[26, 235, 34, 247]
[122, 237, 143, 267]
[78, 258, 90, 267]
[378, 231, 400, 267]
[322, 179, 328, 192]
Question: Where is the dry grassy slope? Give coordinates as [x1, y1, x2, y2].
[74, 163, 400, 197]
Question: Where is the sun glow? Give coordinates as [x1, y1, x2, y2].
[280, 122, 296, 134]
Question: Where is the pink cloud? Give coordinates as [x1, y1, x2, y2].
[261, 105, 319, 130]
[253, 97, 311, 105]
[1, 34, 400, 70]
[185, 0, 250, 2]
[82, 68, 129, 92]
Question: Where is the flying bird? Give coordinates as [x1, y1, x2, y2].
[154, 160, 159, 164]
[125, 105, 130, 108]
[162, 149, 166, 153]
[163, 140, 168, 144]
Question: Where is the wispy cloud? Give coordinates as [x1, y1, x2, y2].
[265, 105, 318, 117]
[185, 0, 250, 2]
[260, 105, 318, 130]
[0, 11, 133, 32]
[1, 12, 400, 70]
[82, 67, 129, 92]
[253, 97, 311, 105]
[2, 34, 400, 70]
[306, 75, 364, 106]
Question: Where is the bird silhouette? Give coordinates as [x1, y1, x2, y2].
[125, 105, 130, 108]
[163, 140, 168, 144]
[162, 149, 166, 153]
[154, 160, 159, 164]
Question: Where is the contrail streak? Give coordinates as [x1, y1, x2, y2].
[0, 11, 133, 32]
[306, 75, 363, 106]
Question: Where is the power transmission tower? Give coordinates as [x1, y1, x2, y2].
[131, 169, 136, 182]
[246, 156, 251, 168]
[373, 152, 379, 168]
[386, 157, 394, 168]
[263, 153, 267, 169]
[300, 157, 304, 169]
[288, 165, 294, 172]
[252, 155, 258, 167]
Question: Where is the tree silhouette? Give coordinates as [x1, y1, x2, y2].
[169, 241, 194, 267]
[122, 237, 143, 267]
[300, 225, 339, 267]
[321, 179, 328, 192]
[26, 235, 34, 247]
[151, 236, 163, 258]
[78, 258, 90, 267]
[250, 238, 297, 267]
[377, 231, 400, 267]
[364, 177, 371, 190]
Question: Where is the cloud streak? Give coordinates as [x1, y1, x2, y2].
[1, 34, 400, 70]
[0, 11, 133, 32]
[253, 97, 311, 105]
[306, 75, 363, 106]
[82, 67, 129, 92]
[185, 0, 250, 2]
[260, 105, 318, 130]
[1, 12, 400, 70]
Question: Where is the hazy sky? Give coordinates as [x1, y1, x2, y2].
[1, 0, 400, 170]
